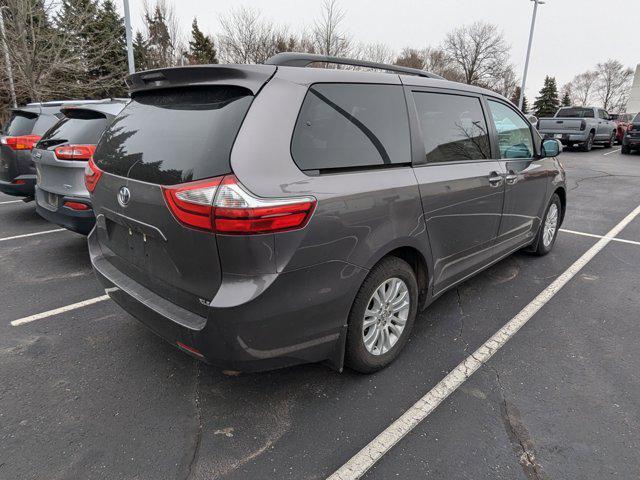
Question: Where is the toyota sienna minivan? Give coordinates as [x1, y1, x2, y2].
[86, 53, 566, 373]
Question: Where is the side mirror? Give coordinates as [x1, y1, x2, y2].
[542, 139, 562, 158]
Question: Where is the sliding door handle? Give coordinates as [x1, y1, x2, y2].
[488, 172, 503, 187]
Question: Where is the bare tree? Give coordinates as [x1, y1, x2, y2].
[393, 47, 424, 69]
[568, 71, 598, 106]
[442, 22, 511, 87]
[423, 47, 465, 82]
[595, 59, 634, 112]
[353, 43, 395, 65]
[312, 0, 350, 58]
[486, 64, 519, 99]
[218, 6, 289, 64]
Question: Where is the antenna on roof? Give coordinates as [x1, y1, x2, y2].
[265, 52, 443, 79]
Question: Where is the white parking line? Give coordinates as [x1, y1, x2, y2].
[560, 228, 640, 246]
[0, 200, 23, 205]
[327, 204, 640, 480]
[10, 295, 110, 326]
[603, 148, 621, 156]
[0, 229, 66, 242]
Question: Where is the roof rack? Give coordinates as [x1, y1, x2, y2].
[265, 52, 443, 79]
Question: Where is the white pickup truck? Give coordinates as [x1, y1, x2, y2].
[537, 107, 617, 152]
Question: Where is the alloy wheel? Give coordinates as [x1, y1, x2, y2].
[362, 278, 410, 355]
[543, 203, 559, 247]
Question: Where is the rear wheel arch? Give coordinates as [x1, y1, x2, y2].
[380, 246, 430, 311]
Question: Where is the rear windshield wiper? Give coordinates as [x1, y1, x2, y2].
[37, 138, 68, 149]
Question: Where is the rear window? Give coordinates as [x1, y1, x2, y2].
[291, 83, 411, 171]
[634, 113, 640, 123]
[556, 108, 594, 118]
[39, 114, 109, 148]
[93, 86, 253, 185]
[5, 111, 38, 136]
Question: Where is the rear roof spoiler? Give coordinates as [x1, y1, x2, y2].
[61, 100, 128, 118]
[125, 65, 277, 95]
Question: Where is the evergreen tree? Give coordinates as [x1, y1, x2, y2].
[144, 5, 174, 68]
[187, 18, 217, 65]
[561, 91, 571, 107]
[55, 0, 100, 98]
[533, 76, 560, 118]
[522, 95, 529, 114]
[509, 86, 529, 114]
[91, 0, 128, 97]
[133, 32, 149, 71]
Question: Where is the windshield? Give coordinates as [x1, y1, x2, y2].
[556, 108, 594, 118]
[94, 86, 253, 185]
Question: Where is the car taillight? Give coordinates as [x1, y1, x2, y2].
[1, 135, 41, 151]
[580, 120, 586, 131]
[162, 175, 317, 234]
[55, 144, 96, 160]
[84, 157, 103, 193]
[63, 201, 90, 211]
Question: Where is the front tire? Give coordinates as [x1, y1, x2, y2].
[345, 256, 418, 373]
[532, 194, 562, 256]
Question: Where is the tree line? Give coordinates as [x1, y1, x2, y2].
[0, 0, 635, 122]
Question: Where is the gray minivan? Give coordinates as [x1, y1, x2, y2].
[86, 54, 566, 373]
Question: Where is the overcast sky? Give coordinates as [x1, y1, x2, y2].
[123, 0, 639, 99]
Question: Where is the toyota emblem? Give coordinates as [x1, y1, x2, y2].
[118, 186, 131, 207]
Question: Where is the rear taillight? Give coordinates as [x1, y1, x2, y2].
[580, 120, 587, 131]
[162, 175, 317, 234]
[63, 201, 90, 211]
[11, 179, 26, 185]
[84, 157, 103, 193]
[55, 144, 96, 161]
[1, 135, 41, 151]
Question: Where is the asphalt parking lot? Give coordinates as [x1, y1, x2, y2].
[1, 146, 639, 480]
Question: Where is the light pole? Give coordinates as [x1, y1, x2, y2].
[519, 0, 545, 110]
[0, 6, 17, 108]
[123, 0, 135, 74]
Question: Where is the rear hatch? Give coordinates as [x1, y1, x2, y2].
[91, 67, 273, 316]
[1, 109, 39, 182]
[34, 108, 111, 199]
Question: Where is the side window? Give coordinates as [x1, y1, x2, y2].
[412, 92, 490, 163]
[291, 83, 410, 171]
[487, 100, 534, 159]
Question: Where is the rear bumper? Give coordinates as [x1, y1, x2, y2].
[623, 136, 640, 148]
[0, 175, 36, 197]
[35, 187, 95, 235]
[541, 132, 588, 143]
[88, 230, 367, 372]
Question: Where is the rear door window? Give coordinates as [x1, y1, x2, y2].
[291, 83, 411, 171]
[412, 91, 490, 163]
[5, 111, 38, 136]
[93, 86, 253, 185]
[487, 100, 534, 159]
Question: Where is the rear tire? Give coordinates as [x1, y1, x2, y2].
[532, 194, 562, 256]
[345, 256, 418, 374]
[603, 131, 615, 148]
[621, 144, 631, 154]
[580, 133, 595, 152]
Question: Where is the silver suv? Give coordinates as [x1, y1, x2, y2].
[86, 53, 566, 373]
